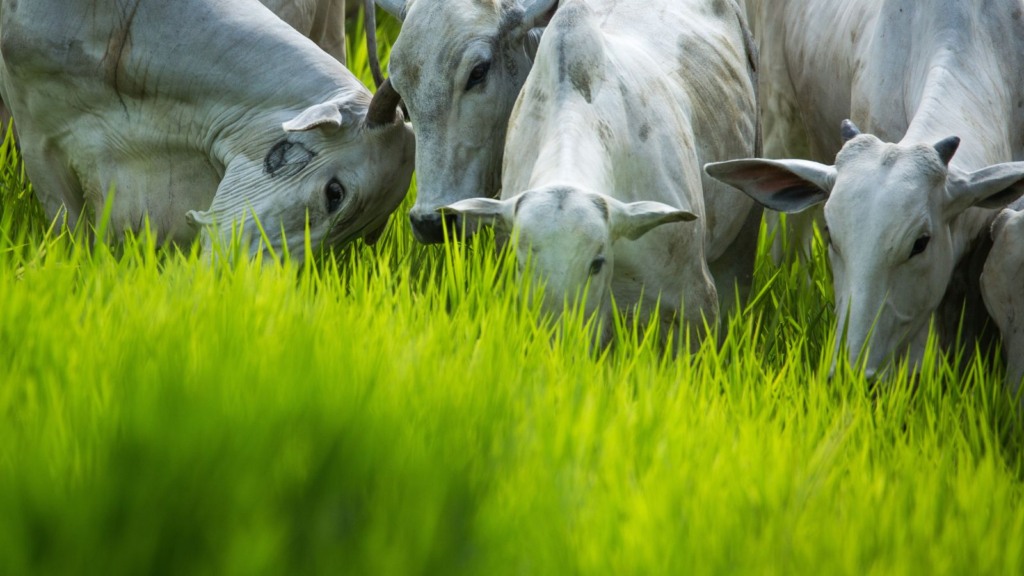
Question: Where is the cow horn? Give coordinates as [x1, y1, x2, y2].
[934, 135, 961, 166]
[375, 0, 407, 21]
[840, 119, 861, 142]
[365, 0, 385, 89]
[365, 78, 401, 128]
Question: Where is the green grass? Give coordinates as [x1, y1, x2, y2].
[0, 10, 1022, 576]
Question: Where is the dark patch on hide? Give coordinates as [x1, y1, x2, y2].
[264, 139, 317, 178]
[597, 120, 614, 148]
[711, 0, 728, 17]
[554, 18, 595, 103]
[639, 123, 650, 142]
[568, 61, 592, 103]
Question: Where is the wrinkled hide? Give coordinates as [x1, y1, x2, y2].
[0, 0, 414, 261]
[260, 0, 348, 63]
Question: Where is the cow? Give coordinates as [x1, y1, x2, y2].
[371, 0, 553, 244]
[981, 200, 1024, 408]
[376, 0, 761, 312]
[0, 0, 414, 261]
[441, 0, 759, 344]
[705, 0, 1024, 379]
[260, 0, 348, 63]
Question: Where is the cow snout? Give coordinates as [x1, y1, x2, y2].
[409, 211, 459, 244]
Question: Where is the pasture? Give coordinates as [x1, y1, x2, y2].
[0, 11, 1022, 576]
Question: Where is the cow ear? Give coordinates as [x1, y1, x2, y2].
[283, 101, 355, 133]
[186, 209, 214, 229]
[990, 208, 1018, 241]
[944, 162, 1024, 220]
[608, 198, 697, 241]
[375, 0, 408, 22]
[704, 158, 836, 214]
[439, 197, 515, 235]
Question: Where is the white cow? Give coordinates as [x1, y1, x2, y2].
[706, 0, 1024, 379]
[981, 200, 1024, 407]
[260, 0, 347, 63]
[442, 0, 759, 342]
[372, 0, 553, 244]
[0, 0, 414, 260]
[376, 0, 761, 310]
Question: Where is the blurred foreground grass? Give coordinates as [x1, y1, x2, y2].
[0, 9, 1022, 576]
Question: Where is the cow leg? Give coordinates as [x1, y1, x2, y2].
[709, 203, 763, 319]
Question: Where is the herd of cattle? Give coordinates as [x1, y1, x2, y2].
[0, 0, 1022, 402]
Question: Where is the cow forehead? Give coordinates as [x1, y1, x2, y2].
[392, 0, 502, 72]
[515, 189, 610, 245]
[828, 137, 948, 226]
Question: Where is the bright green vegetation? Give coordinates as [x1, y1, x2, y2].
[0, 12, 1022, 576]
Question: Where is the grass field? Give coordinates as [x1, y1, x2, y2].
[0, 11, 1022, 576]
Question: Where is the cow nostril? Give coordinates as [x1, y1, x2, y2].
[409, 212, 445, 244]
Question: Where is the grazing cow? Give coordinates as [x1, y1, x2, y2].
[981, 200, 1024, 407]
[372, 0, 554, 244]
[442, 0, 759, 343]
[706, 0, 1024, 378]
[261, 0, 348, 63]
[377, 0, 761, 310]
[0, 0, 414, 260]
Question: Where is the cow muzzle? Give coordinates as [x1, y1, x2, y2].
[409, 211, 460, 244]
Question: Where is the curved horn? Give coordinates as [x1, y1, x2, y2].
[840, 119, 861, 143]
[522, 0, 559, 26]
[365, 0, 385, 89]
[375, 0, 407, 21]
[934, 135, 961, 166]
[365, 78, 402, 128]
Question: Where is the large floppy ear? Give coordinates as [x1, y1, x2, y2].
[375, 0, 408, 21]
[944, 162, 1024, 220]
[439, 197, 515, 235]
[704, 158, 836, 214]
[282, 100, 358, 133]
[608, 198, 697, 241]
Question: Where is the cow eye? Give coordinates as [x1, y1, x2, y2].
[910, 234, 930, 258]
[325, 178, 345, 213]
[589, 256, 606, 276]
[465, 61, 491, 91]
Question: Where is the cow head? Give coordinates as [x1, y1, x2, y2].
[706, 120, 1024, 378]
[378, 0, 558, 243]
[442, 185, 695, 321]
[982, 205, 1024, 399]
[187, 89, 414, 261]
